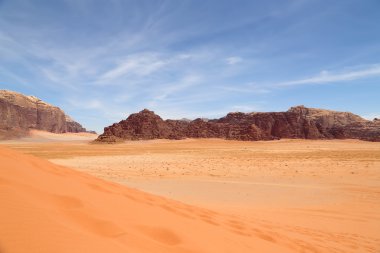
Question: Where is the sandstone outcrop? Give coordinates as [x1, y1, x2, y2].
[96, 106, 380, 142]
[0, 90, 90, 139]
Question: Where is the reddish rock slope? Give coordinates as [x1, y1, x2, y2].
[96, 106, 380, 142]
[0, 90, 89, 139]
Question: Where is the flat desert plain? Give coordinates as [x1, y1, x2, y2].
[2, 135, 380, 253]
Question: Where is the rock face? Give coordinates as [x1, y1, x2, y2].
[96, 106, 380, 142]
[0, 90, 89, 139]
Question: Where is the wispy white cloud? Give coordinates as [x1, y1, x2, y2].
[221, 86, 271, 94]
[361, 113, 380, 121]
[230, 105, 261, 112]
[152, 74, 203, 101]
[94, 50, 215, 86]
[277, 65, 380, 87]
[0, 66, 30, 87]
[221, 64, 380, 95]
[98, 53, 168, 82]
[220, 81, 271, 94]
[225, 56, 242, 65]
[67, 98, 104, 110]
[40, 68, 62, 83]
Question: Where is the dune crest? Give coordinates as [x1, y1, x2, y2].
[0, 146, 297, 253]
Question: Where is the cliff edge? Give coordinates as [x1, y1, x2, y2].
[0, 90, 90, 139]
[96, 106, 379, 142]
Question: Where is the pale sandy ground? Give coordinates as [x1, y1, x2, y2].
[2, 135, 380, 253]
[0, 129, 98, 143]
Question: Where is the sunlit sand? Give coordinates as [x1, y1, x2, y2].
[2, 135, 380, 252]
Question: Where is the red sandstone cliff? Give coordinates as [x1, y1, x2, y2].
[0, 90, 90, 139]
[96, 106, 379, 142]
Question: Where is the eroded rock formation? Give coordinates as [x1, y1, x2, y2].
[96, 106, 380, 142]
[0, 90, 89, 139]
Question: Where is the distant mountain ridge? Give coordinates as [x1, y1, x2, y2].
[96, 106, 380, 142]
[0, 90, 92, 139]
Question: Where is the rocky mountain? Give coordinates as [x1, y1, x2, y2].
[0, 90, 90, 139]
[96, 106, 380, 142]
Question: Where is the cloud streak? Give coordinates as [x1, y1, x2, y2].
[225, 56, 242, 65]
[361, 113, 380, 121]
[277, 65, 380, 87]
[153, 74, 203, 101]
[99, 53, 168, 82]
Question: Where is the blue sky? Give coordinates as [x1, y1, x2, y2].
[1, 0, 380, 132]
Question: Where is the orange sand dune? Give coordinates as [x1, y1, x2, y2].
[0, 145, 297, 253]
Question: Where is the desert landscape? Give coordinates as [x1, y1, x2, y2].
[1, 88, 380, 253]
[2, 132, 380, 253]
[1, 1, 380, 252]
